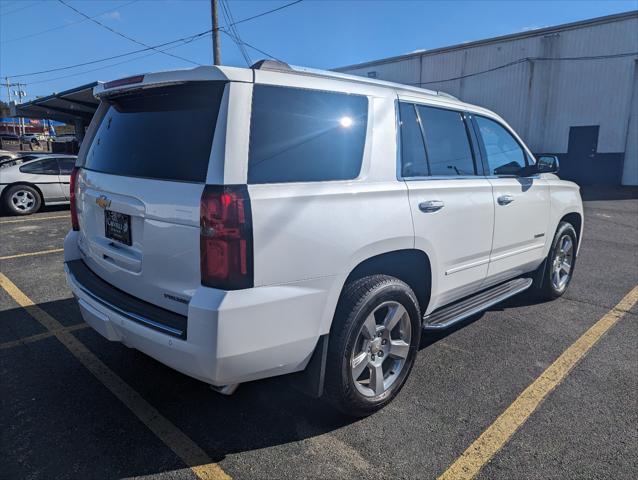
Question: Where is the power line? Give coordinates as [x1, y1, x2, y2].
[416, 51, 638, 85]
[5, 0, 300, 80]
[220, 0, 252, 66]
[7, 29, 213, 78]
[2, 0, 140, 44]
[220, 29, 283, 63]
[26, 33, 211, 88]
[1, 0, 44, 16]
[224, 0, 252, 64]
[228, 0, 303, 27]
[57, 0, 200, 66]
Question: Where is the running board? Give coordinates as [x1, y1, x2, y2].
[423, 278, 533, 331]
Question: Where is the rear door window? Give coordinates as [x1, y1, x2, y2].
[84, 82, 225, 182]
[248, 85, 368, 184]
[417, 106, 477, 176]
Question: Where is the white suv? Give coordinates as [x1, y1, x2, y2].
[64, 62, 583, 416]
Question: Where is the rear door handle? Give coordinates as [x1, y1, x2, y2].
[418, 200, 445, 213]
[497, 194, 515, 205]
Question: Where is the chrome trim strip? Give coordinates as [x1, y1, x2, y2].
[445, 257, 490, 275]
[69, 269, 184, 338]
[490, 243, 544, 262]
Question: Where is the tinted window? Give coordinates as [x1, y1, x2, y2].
[19, 158, 59, 175]
[85, 82, 225, 182]
[417, 106, 476, 176]
[476, 116, 527, 176]
[248, 85, 368, 184]
[399, 102, 428, 177]
[58, 158, 76, 175]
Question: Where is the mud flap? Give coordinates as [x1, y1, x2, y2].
[288, 334, 329, 398]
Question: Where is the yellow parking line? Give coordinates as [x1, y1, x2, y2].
[0, 323, 89, 350]
[0, 214, 69, 224]
[438, 285, 638, 480]
[0, 248, 64, 261]
[0, 273, 230, 480]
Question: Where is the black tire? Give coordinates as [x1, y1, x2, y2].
[324, 275, 421, 417]
[3, 184, 42, 215]
[531, 221, 578, 300]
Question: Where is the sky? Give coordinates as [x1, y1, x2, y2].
[1, 0, 636, 102]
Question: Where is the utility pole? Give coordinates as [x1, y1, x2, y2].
[211, 0, 221, 65]
[3, 77, 17, 135]
[14, 85, 27, 136]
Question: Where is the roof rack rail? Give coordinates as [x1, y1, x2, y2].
[250, 59, 291, 71]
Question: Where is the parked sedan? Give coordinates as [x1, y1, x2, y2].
[0, 155, 77, 215]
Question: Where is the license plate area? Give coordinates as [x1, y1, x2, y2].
[104, 210, 132, 246]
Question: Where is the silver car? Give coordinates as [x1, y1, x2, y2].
[0, 154, 77, 215]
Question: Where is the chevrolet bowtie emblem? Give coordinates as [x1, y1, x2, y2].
[96, 195, 111, 209]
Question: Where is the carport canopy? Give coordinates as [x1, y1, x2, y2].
[10, 82, 101, 140]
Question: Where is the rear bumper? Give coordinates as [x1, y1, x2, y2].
[64, 232, 334, 386]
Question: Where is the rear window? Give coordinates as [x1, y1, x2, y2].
[84, 82, 225, 182]
[248, 85, 368, 184]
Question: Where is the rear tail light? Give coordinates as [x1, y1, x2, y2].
[200, 185, 253, 290]
[70, 167, 80, 231]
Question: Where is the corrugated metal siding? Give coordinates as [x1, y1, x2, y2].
[623, 62, 638, 185]
[341, 15, 638, 168]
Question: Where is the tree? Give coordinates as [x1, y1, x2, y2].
[0, 100, 10, 117]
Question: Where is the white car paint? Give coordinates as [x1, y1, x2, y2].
[64, 64, 583, 388]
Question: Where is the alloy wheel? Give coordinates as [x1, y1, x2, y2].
[551, 234, 574, 291]
[350, 301, 412, 397]
[11, 190, 36, 212]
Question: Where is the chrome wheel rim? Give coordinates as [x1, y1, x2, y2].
[11, 190, 35, 212]
[350, 301, 412, 397]
[551, 234, 574, 291]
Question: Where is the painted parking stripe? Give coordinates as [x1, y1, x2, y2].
[0, 323, 88, 350]
[0, 273, 231, 480]
[0, 248, 64, 261]
[0, 214, 69, 224]
[438, 285, 638, 480]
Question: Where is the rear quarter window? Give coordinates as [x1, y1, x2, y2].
[19, 158, 60, 175]
[84, 82, 225, 183]
[248, 85, 368, 184]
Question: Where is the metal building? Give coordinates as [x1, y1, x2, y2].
[336, 11, 638, 186]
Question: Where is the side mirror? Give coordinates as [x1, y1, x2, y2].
[536, 155, 559, 174]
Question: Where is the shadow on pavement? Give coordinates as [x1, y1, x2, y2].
[580, 185, 638, 201]
[0, 204, 69, 218]
[419, 287, 551, 350]
[1, 298, 360, 478]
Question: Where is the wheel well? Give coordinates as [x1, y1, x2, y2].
[344, 249, 431, 314]
[2, 182, 44, 205]
[560, 212, 582, 242]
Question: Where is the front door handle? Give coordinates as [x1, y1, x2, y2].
[419, 200, 444, 213]
[497, 194, 515, 205]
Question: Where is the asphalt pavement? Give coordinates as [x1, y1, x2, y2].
[1, 188, 636, 480]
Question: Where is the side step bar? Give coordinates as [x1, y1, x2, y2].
[423, 278, 533, 330]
